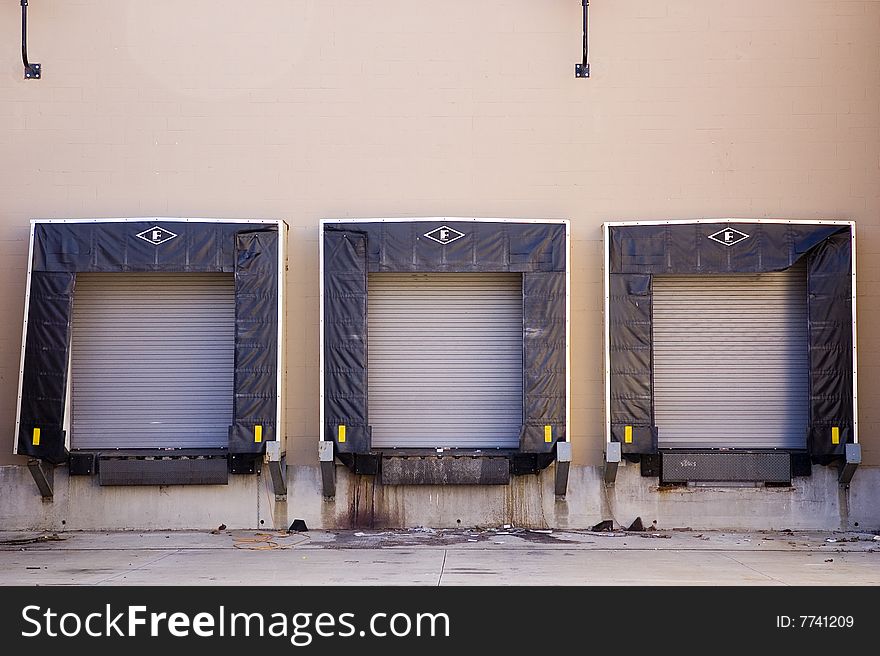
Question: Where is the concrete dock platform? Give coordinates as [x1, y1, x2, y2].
[1, 528, 878, 586]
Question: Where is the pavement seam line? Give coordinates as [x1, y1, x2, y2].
[92, 549, 181, 586]
[8, 546, 866, 553]
[720, 552, 789, 586]
[437, 550, 447, 587]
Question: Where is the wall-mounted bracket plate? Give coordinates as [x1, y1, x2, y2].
[575, 63, 590, 78]
[25, 62, 41, 79]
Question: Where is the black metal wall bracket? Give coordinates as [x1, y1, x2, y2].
[27, 458, 54, 499]
[604, 442, 621, 484]
[319, 440, 336, 499]
[265, 441, 287, 498]
[838, 443, 861, 487]
[575, 0, 590, 78]
[21, 0, 41, 79]
[554, 442, 572, 497]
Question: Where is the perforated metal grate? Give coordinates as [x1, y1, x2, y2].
[661, 451, 791, 483]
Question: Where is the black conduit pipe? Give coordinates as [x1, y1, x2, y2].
[575, 0, 590, 78]
[21, 0, 41, 79]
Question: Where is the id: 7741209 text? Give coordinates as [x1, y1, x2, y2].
[776, 616, 854, 629]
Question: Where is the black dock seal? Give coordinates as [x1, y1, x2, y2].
[17, 220, 280, 469]
[607, 222, 854, 462]
[322, 220, 568, 477]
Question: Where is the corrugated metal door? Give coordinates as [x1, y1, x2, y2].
[368, 273, 523, 448]
[653, 262, 809, 449]
[70, 273, 235, 449]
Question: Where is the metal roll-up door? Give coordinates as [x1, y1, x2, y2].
[71, 273, 235, 449]
[653, 261, 809, 449]
[367, 273, 523, 449]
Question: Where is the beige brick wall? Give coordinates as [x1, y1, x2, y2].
[0, 1, 877, 467]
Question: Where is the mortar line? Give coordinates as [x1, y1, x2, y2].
[720, 552, 789, 586]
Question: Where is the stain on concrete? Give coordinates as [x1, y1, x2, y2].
[349, 475, 376, 529]
[370, 477, 406, 529]
[324, 527, 577, 549]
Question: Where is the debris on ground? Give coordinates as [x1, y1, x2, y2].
[825, 558, 834, 563]
[323, 526, 576, 549]
[825, 538, 838, 543]
[289, 519, 309, 533]
[874, 535, 880, 541]
[591, 520, 614, 532]
[233, 532, 294, 551]
[211, 524, 227, 534]
[626, 517, 645, 532]
[0, 533, 65, 546]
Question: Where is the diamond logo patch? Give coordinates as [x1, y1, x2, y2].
[708, 227, 750, 247]
[424, 226, 465, 245]
[136, 226, 178, 245]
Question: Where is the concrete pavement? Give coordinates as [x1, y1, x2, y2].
[1, 528, 878, 586]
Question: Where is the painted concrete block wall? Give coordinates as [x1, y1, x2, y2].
[0, 1, 878, 529]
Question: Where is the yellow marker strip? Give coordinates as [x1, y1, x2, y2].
[32, 427, 40, 446]
[338, 424, 347, 443]
[624, 425, 633, 444]
[831, 426, 840, 445]
[544, 425, 552, 443]
[254, 424, 263, 443]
